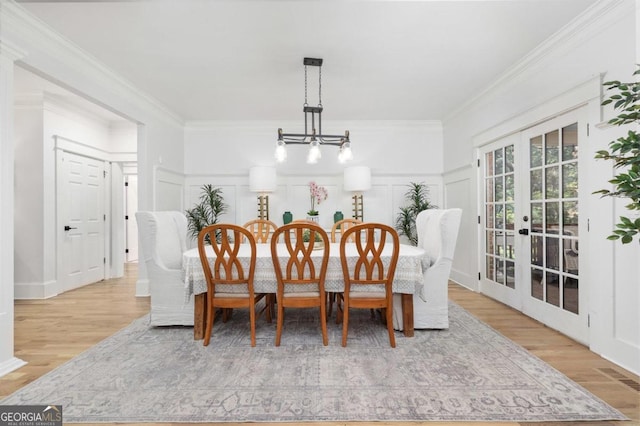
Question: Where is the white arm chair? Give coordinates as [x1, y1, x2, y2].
[136, 211, 194, 326]
[392, 208, 462, 330]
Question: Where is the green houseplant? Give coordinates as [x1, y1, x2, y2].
[594, 67, 640, 244]
[185, 184, 228, 243]
[395, 182, 437, 246]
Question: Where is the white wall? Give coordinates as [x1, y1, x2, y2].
[184, 120, 444, 243]
[442, 0, 639, 373]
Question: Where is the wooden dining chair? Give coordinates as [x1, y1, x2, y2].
[328, 218, 362, 316]
[198, 224, 267, 347]
[242, 219, 278, 243]
[270, 222, 330, 346]
[339, 223, 399, 348]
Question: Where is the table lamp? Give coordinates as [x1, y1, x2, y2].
[343, 166, 371, 221]
[249, 166, 277, 220]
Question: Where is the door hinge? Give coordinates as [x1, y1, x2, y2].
[478, 215, 481, 224]
[587, 123, 590, 136]
[125, 248, 129, 254]
[587, 218, 590, 232]
[103, 257, 106, 264]
[478, 272, 481, 280]
[477, 158, 480, 167]
[103, 170, 106, 178]
[124, 181, 129, 187]
[588, 314, 590, 328]
[104, 214, 106, 221]
[125, 215, 129, 220]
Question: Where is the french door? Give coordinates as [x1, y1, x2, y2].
[480, 108, 588, 344]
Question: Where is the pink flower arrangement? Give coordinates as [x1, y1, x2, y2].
[308, 181, 328, 215]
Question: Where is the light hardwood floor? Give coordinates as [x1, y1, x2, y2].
[0, 263, 638, 426]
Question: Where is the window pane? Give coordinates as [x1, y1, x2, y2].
[530, 136, 543, 167]
[486, 204, 494, 228]
[531, 235, 543, 266]
[531, 169, 542, 200]
[545, 166, 559, 199]
[486, 256, 495, 281]
[546, 271, 560, 307]
[505, 203, 514, 230]
[562, 163, 578, 198]
[495, 231, 505, 256]
[486, 178, 494, 202]
[562, 123, 578, 161]
[495, 204, 504, 229]
[563, 238, 579, 275]
[496, 259, 505, 285]
[506, 233, 515, 259]
[486, 231, 494, 255]
[506, 260, 515, 289]
[545, 130, 559, 164]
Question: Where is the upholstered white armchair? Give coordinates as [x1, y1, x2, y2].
[392, 208, 462, 330]
[136, 211, 194, 326]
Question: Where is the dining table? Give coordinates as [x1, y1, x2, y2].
[183, 242, 428, 339]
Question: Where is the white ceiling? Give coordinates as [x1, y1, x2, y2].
[14, 0, 599, 123]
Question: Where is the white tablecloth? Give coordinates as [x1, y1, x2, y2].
[183, 242, 427, 297]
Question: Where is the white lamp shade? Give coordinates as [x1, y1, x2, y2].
[344, 166, 371, 192]
[249, 166, 277, 193]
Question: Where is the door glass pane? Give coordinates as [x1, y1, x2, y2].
[545, 166, 559, 199]
[530, 136, 542, 167]
[506, 260, 515, 289]
[546, 271, 560, 307]
[562, 163, 578, 198]
[563, 276, 579, 314]
[495, 148, 504, 175]
[545, 130, 559, 164]
[531, 268, 543, 300]
[531, 203, 543, 233]
[562, 123, 578, 161]
[531, 235, 543, 266]
[486, 204, 494, 228]
[562, 201, 578, 237]
[546, 236, 560, 271]
[505, 175, 514, 201]
[563, 238, 579, 275]
[495, 204, 504, 229]
[486, 231, 494, 255]
[486, 151, 494, 176]
[506, 233, 515, 259]
[486, 256, 495, 281]
[486, 177, 494, 202]
[545, 202, 559, 234]
[505, 203, 514, 230]
[505, 145, 514, 172]
[496, 259, 505, 285]
[495, 176, 504, 202]
[531, 170, 542, 200]
[495, 231, 505, 256]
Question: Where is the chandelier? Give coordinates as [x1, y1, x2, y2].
[275, 57, 352, 164]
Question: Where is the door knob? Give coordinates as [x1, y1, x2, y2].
[64, 225, 77, 231]
[518, 228, 529, 236]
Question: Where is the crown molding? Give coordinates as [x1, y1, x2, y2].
[1, 1, 184, 127]
[0, 39, 27, 62]
[443, 0, 632, 123]
[185, 119, 442, 130]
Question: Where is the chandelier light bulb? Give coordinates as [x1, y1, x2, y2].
[307, 139, 321, 164]
[338, 141, 353, 163]
[275, 139, 287, 162]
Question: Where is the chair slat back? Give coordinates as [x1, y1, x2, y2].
[331, 218, 362, 243]
[242, 219, 278, 243]
[271, 222, 329, 286]
[198, 224, 257, 293]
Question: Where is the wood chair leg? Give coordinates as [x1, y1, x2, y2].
[204, 298, 214, 347]
[341, 305, 349, 347]
[275, 303, 284, 347]
[249, 304, 257, 347]
[320, 299, 328, 346]
[386, 306, 396, 348]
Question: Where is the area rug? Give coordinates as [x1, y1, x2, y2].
[1, 302, 625, 423]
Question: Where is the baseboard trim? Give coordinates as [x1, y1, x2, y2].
[0, 357, 27, 378]
[136, 278, 150, 297]
[450, 269, 477, 292]
[14, 280, 59, 299]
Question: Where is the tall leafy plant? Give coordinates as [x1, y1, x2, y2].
[185, 184, 228, 243]
[395, 182, 437, 246]
[594, 67, 640, 244]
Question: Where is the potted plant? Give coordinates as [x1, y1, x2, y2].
[395, 182, 437, 246]
[307, 181, 328, 222]
[594, 67, 640, 244]
[185, 184, 228, 243]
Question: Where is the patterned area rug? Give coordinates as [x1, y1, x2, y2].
[2, 302, 625, 423]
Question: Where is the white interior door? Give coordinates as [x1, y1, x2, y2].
[521, 108, 588, 344]
[125, 174, 138, 262]
[57, 150, 106, 291]
[479, 134, 522, 309]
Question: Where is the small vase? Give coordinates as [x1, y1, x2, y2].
[334, 211, 344, 224]
[283, 211, 293, 224]
[307, 214, 320, 224]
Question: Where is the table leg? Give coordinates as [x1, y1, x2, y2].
[401, 293, 414, 337]
[194, 293, 206, 340]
